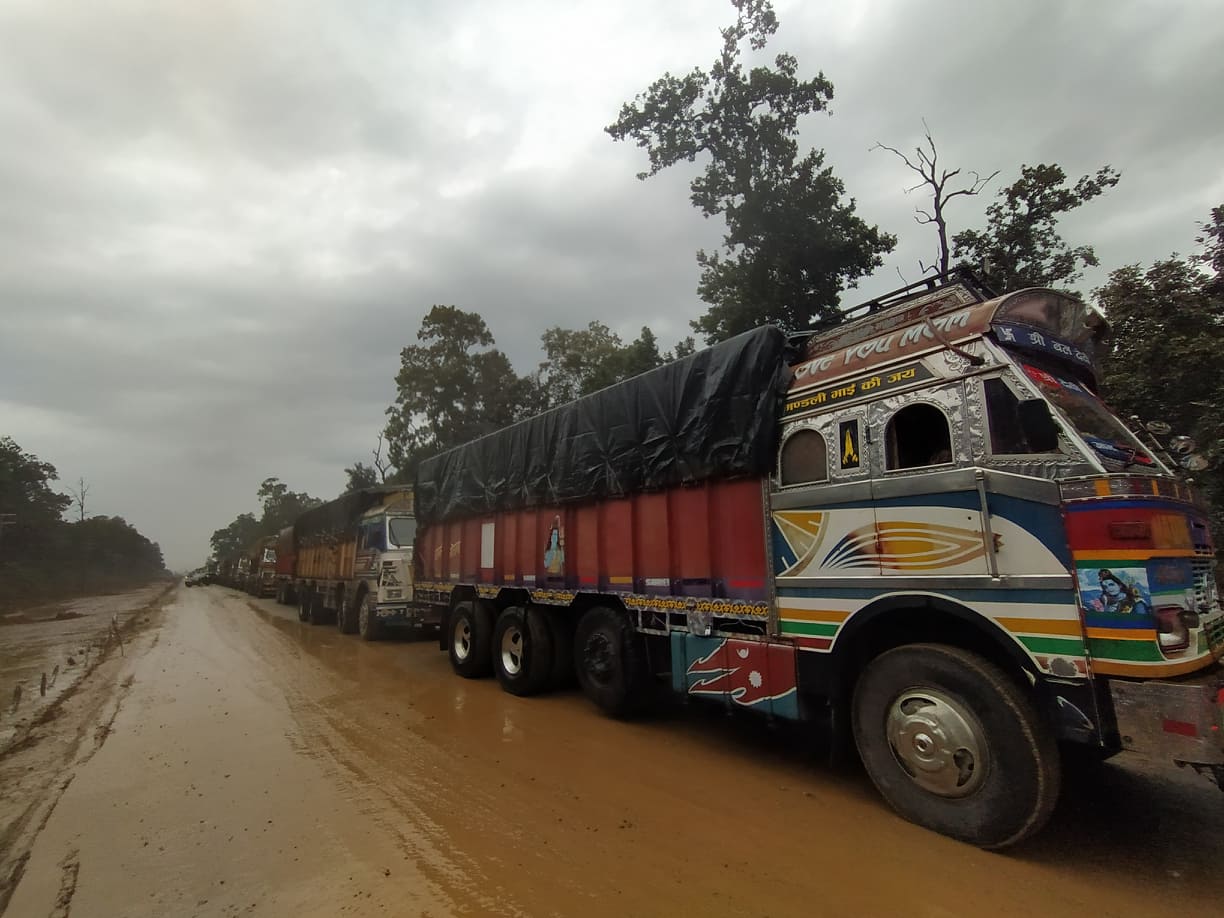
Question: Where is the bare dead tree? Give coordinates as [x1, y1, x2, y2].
[68, 477, 90, 523]
[872, 121, 998, 275]
[372, 434, 394, 483]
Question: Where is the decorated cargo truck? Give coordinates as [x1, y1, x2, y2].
[243, 535, 278, 597]
[289, 485, 430, 639]
[412, 275, 1223, 848]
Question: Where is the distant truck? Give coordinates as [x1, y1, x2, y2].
[282, 486, 429, 639]
[243, 535, 278, 597]
[411, 274, 1224, 849]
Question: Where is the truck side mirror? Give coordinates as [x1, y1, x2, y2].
[1018, 399, 1060, 452]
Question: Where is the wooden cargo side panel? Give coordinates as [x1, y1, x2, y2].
[671, 485, 712, 596]
[428, 476, 770, 602]
[709, 478, 768, 600]
[499, 511, 519, 585]
[600, 498, 634, 591]
[573, 504, 599, 589]
[633, 491, 671, 593]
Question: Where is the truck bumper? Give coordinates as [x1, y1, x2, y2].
[1108, 664, 1224, 771]
[374, 604, 439, 629]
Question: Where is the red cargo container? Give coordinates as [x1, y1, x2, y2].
[417, 477, 768, 603]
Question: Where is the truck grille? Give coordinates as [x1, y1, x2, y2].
[1192, 560, 1218, 612]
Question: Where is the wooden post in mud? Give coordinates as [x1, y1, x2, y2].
[40, 672, 47, 697]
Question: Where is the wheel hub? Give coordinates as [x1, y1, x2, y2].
[585, 632, 614, 685]
[454, 618, 472, 661]
[501, 625, 524, 675]
[886, 687, 987, 798]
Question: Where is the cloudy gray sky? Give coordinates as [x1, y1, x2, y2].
[2, 0, 1222, 570]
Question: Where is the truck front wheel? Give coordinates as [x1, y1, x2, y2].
[851, 643, 1060, 849]
[492, 606, 553, 696]
[574, 606, 651, 718]
[357, 592, 382, 641]
[449, 601, 492, 677]
[336, 590, 356, 634]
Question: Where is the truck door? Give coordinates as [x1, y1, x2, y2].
[771, 407, 877, 647]
[355, 518, 382, 580]
[866, 381, 991, 578]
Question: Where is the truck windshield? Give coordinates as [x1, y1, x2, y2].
[1020, 363, 1155, 468]
[388, 517, 416, 548]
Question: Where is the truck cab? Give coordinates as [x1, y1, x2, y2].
[352, 494, 421, 634]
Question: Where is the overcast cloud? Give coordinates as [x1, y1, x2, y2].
[2, 0, 1222, 570]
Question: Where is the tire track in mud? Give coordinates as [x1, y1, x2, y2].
[0, 589, 171, 916]
[48, 849, 79, 918]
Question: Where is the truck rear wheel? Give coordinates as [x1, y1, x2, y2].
[449, 601, 492, 677]
[357, 591, 382, 641]
[308, 591, 329, 626]
[851, 643, 1060, 849]
[492, 606, 553, 696]
[297, 588, 311, 623]
[574, 606, 651, 717]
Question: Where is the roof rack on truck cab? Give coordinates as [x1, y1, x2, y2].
[788, 267, 997, 361]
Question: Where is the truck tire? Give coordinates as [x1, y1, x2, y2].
[573, 606, 652, 717]
[544, 608, 575, 689]
[492, 606, 553, 696]
[308, 591, 329, 626]
[337, 590, 356, 634]
[297, 588, 311, 623]
[449, 600, 492, 677]
[851, 643, 1060, 849]
[357, 591, 382, 641]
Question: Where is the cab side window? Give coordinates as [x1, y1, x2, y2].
[360, 521, 386, 552]
[886, 404, 952, 470]
[984, 377, 1056, 455]
[780, 429, 829, 486]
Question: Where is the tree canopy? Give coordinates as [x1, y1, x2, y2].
[1096, 203, 1224, 531]
[534, 322, 693, 408]
[343, 462, 380, 492]
[208, 477, 321, 560]
[952, 163, 1120, 294]
[607, 0, 893, 340]
[383, 305, 533, 474]
[1, 436, 166, 606]
[0, 436, 71, 555]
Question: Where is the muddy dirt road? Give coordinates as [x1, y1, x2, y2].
[5, 585, 1224, 917]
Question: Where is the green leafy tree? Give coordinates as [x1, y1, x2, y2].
[607, 0, 894, 340]
[1096, 204, 1224, 533]
[67, 516, 166, 576]
[344, 462, 380, 492]
[384, 305, 533, 472]
[255, 477, 321, 536]
[210, 512, 260, 560]
[535, 322, 680, 407]
[0, 436, 71, 559]
[952, 163, 1120, 294]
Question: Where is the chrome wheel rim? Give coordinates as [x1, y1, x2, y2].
[886, 686, 987, 798]
[500, 624, 524, 676]
[359, 597, 370, 632]
[453, 617, 472, 661]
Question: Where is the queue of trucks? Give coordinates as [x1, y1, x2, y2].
[208, 273, 1224, 849]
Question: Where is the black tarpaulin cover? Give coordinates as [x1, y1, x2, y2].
[294, 486, 405, 544]
[414, 325, 788, 526]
